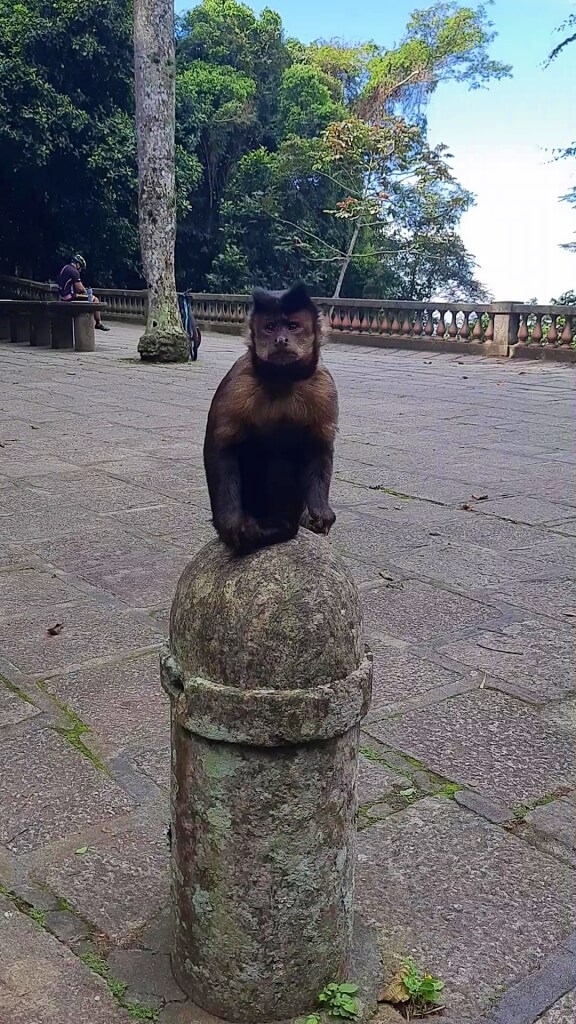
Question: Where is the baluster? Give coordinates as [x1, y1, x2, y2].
[517, 316, 529, 344]
[471, 313, 482, 341]
[447, 311, 458, 339]
[423, 311, 434, 337]
[351, 307, 361, 331]
[547, 316, 558, 345]
[380, 309, 390, 334]
[459, 312, 469, 340]
[435, 311, 446, 339]
[341, 308, 351, 331]
[391, 311, 400, 335]
[560, 314, 573, 346]
[531, 314, 543, 346]
[412, 311, 423, 336]
[400, 312, 411, 336]
[484, 314, 494, 342]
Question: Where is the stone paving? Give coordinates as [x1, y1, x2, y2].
[0, 323, 575, 1024]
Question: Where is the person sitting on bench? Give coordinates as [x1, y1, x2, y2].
[56, 254, 110, 331]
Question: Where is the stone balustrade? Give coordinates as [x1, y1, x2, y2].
[1, 276, 574, 361]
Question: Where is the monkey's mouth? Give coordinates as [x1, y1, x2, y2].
[268, 349, 300, 363]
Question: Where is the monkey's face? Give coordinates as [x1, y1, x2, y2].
[251, 309, 318, 366]
[249, 284, 321, 371]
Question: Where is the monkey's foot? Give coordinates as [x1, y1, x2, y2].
[300, 507, 336, 536]
[219, 516, 297, 555]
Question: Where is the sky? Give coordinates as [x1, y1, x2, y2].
[178, 0, 576, 302]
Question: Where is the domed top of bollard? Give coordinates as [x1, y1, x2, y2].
[170, 531, 364, 691]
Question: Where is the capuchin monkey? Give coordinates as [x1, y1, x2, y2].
[203, 282, 338, 554]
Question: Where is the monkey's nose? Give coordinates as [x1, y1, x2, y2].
[275, 336, 289, 347]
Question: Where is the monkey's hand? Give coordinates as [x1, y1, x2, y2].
[218, 515, 294, 554]
[301, 506, 336, 536]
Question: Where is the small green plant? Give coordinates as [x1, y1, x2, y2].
[80, 953, 157, 1020]
[80, 952, 109, 978]
[317, 982, 359, 1019]
[401, 958, 444, 1014]
[27, 908, 46, 926]
[125, 1002, 159, 1021]
[437, 782, 461, 799]
[380, 958, 444, 1017]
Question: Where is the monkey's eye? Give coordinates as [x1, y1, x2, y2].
[288, 321, 301, 332]
[264, 322, 276, 333]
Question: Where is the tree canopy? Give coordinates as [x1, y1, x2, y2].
[0, 0, 510, 298]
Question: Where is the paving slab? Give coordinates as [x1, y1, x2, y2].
[0, 566, 89, 620]
[357, 798, 576, 1020]
[366, 641, 476, 717]
[39, 651, 168, 757]
[132, 745, 171, 789]
[0, 719, 134, 853]
[538, 989, 576, 1023]
[361, 580, 499, 644]
[367, 689, 576, 804]
[513, 798, 576, 868]
[390, 538, 557, 589]
[77, 551, 188, 608]
[476, 577, 576, 620]
[37, 820, 170, 944]
[0, 678, 39, 726]
[105, 502, 211, 540]
[471, 497, 576, 526]
[0, 896, 132, 1023]
[26, 523, 167, 573]
[439, 619, 576, 701]
[0, 602, 165, 676]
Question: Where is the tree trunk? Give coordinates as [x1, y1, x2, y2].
[134, 0, 188, 362]
[332, 221, 361, 300]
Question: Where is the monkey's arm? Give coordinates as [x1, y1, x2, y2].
[300, 440, 336, 536]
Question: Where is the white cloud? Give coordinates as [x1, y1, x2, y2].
[450, 146, 575, 303]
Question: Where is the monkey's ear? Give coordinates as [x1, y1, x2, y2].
[281, 282, 315, 314]
[252, 288, 279, 315]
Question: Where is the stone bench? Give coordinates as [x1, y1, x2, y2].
[0, 299, 106, 353]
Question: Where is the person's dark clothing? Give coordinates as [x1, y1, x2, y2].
[57, 264, 81, 300]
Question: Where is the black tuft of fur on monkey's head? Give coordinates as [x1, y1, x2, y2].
[249, 282, 323, 381]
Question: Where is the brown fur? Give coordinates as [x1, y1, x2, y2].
[203, 282, 338, 554]
[211, 351, 338, 448]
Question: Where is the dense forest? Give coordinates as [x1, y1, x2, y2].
[0, 0, 511, 298]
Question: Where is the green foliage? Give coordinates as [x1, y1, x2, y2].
[401, 957, 445, 1012]
[80, 953, 159, 1020]
[1, 0, 509, 299]
[317, 982, 360, 1019]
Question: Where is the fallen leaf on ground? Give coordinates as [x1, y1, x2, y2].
[75, 846, 89, 855]
[471, 494, 488, 501]
[47, 622, 64, 636]
[378, 971, 409, 1005]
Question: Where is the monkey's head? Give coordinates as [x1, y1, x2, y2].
[248, 283, 322, 378]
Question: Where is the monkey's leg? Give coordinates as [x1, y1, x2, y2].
[207, 445, 295, 554]
[300, 443, 336, 536]
[205, 445, 262, 552]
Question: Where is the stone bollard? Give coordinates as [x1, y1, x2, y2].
[161, 531, 372, 1023]
[73, 311, 96, 352]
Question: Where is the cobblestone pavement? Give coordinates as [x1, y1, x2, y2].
[0, 324, 575, 1024]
